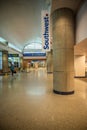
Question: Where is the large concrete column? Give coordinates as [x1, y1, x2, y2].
[52, 8, 75, 95]
[47, 49, 53, 73]
[2, 51, 8, 73]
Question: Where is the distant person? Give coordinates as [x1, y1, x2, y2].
[10, 63, 15, 76]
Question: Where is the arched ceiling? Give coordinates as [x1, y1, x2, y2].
[0, 0, 51, 52]
[0, 0, 85, 52]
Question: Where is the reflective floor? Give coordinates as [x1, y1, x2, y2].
[0, 68, 87, 130]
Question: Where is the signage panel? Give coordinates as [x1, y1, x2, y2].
[41, 10, 50, 51]
[23, 53, 46, 57]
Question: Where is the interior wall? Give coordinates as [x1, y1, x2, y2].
[74, 55, 85, 77]
[76, 0, 87, 44]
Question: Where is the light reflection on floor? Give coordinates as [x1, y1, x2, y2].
[0, 68, 87, 130]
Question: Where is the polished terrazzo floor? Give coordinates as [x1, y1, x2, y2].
[0, 68, 87, 130]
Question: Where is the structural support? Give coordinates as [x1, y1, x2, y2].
[2, 50, 8, 73]
[47, 49, 53, 73]
[20, 56, 24, 71]
[52, 8, 75, 95]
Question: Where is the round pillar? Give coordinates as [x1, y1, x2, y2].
[47, 49, 53, 73]
[2, 50, 8, 73]
[52, 8, 75, 95]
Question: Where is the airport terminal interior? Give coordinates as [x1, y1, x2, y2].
[0, 0, 87, 130]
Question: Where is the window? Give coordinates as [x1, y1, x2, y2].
[23, 42, 43, 53]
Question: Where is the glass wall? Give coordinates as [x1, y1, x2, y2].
[8, 54, 20, 68]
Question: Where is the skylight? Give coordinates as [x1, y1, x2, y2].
[24, 43, 42, 50]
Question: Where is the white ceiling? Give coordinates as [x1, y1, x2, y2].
[0, 0, 84, 52]
[0, 0, 51, 51]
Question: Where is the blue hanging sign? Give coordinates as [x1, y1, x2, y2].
[41, 10, 50, 51]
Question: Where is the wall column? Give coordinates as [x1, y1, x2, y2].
[2, 50, 8, 73]
[52, 8, 75, 95]
[47, 49, 53, 73]
[20, 56, 23, 69]
[74, 55, 85, 77]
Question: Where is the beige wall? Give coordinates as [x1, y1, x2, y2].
[74, 55, 85, 77]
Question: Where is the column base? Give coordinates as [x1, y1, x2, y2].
[53, 90, 74, 95]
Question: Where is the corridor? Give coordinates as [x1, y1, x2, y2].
[0, 68, 87, 130]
